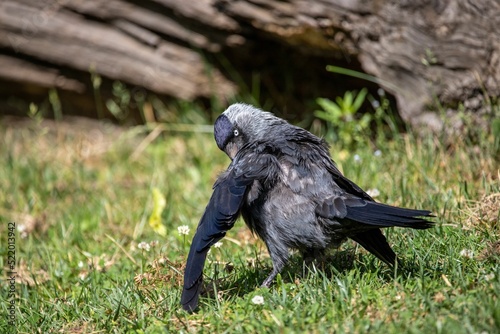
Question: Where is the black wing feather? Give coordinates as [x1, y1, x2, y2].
[350, 229, 397, 266]
[317, 193, 433, 266]
[181, 172, 251, 312]
[346, 201, 434, 229]
[181, 151, 277, 312]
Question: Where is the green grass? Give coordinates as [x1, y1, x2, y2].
[0, 113, 499, 333]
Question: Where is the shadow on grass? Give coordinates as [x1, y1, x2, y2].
[198, 247, 442, 305]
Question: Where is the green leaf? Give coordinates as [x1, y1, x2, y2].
[344, 91, 354, 110]
[353, 88, 368, 112]
[316, 98, 342, 119]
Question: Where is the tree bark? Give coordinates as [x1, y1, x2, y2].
[0, 0, 498, 129]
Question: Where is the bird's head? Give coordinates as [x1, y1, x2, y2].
[214, 103, 283, 159]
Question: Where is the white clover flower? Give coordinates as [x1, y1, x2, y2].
[213, 241, 223, 248]
[366, 188, 380, 198]
[150, 240, 159, 247]
[459, 249, 474, 259]
[78, 261, 84, 269]
[178, 225, 190, 236]
[138, 241, 151, 252]
[78, 272, 88, 280]
[251, 295, 264, 305]
[484, 273, 495, 282]
[374, 150, 382, 157]
[353, 154, 362, 163]
[17, 224, 28, 239]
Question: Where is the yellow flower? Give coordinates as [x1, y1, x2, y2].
[148, 188, 167, 236]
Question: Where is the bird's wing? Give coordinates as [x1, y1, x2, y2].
[316, 194, 433, 265]
[315, 150, 374, 201]
[327, 165, 374, 201]
[281, 131, 374, 201]
[181, 151, 277, 312]
[349, 229, 398, 266]
[316, 194, 433, 229]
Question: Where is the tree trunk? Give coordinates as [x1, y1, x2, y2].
[1, 0, 498, 129]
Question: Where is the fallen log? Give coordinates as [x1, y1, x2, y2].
[0, 0, 498, 130]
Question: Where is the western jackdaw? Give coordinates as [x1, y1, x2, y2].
[181, 103, 433, 312]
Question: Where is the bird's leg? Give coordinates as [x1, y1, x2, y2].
[261, 260, 287, 288]
[302, 248, 320, 265]
[260, 242, 289, 288]
[302, 248, 325, 271]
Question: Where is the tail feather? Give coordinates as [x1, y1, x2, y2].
[350, 229, 397, 266]
[346, 201, 434, 229]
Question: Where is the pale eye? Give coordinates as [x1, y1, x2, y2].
[233, 129, 239, 136]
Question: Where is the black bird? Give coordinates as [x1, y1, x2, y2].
[181, 103, 433, 312]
